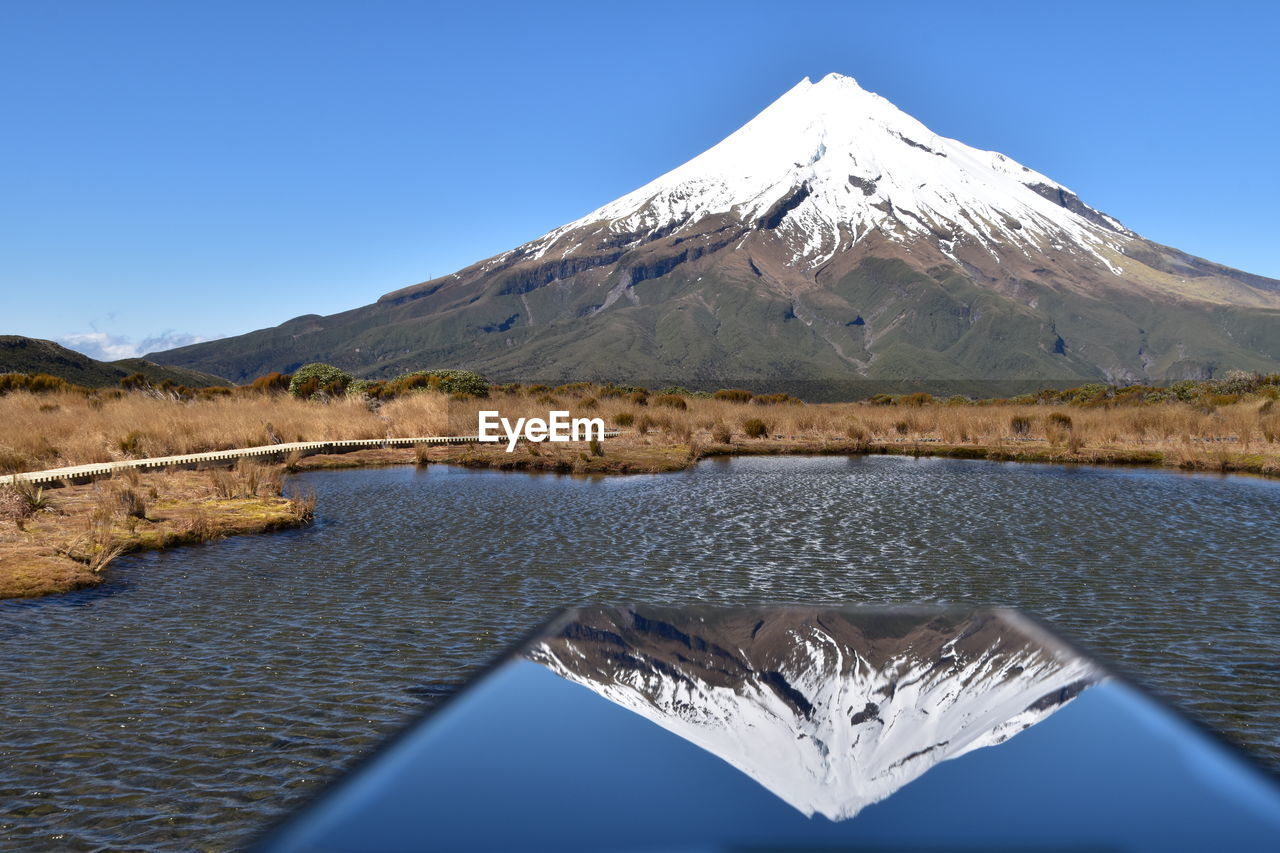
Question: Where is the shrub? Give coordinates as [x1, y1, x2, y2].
[1215, 369, 1259, 396]
[897, 392, 934, 407]
[846, 422, 867, 441]
[0, 485, 28, 522]
[248, 372, 291, 395]
[615, 412, 635, 427]
[556, 382, 593, 395]
[588, 438, 604, 457]
[116, 487, 147, 519]
[120, 373, 152, 391]
[197, 386, 232, 399]
[578, 396, 598, 409]
[393, 369, 489, 398]
[743, 418, 768, 438]
[653, 394, 687, 410]
[118, 430, 146, 456]
[657, 386, 693, 397]
[628, 390, 649, 406]
[866, 394, 894, 406]
[12, 480, 49, 514]
[599, 383, 644, 398]
[289, 363, 353, 398]
[1048, 412, 1073, 430]
[711, 423, 732, 443]
[893, 420, 910, 436]
[713, 388, 753, 403]
[1165, 380, 1202, 402]
[945, 395, 971, 406]
[346, 378, 378, 397]
[0, 372, 80, 395]
[753, 393, 799, 405]
[1010, 416, 1032, 436]
[1070, 383, 1111, 406]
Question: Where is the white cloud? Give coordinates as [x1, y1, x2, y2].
[57, 330, 222, 362]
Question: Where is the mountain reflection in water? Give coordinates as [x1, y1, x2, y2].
[529, 605, 1099, 820]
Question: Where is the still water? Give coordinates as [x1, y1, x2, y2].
[2, 456, 1278, 850]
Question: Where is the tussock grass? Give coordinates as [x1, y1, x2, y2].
[0, 463, 313, 599]
[3, 380, 1280, 480]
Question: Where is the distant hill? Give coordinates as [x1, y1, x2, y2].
[0, 336, 230, 388]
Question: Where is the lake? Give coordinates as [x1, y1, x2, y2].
[2, 455, 1278, 850]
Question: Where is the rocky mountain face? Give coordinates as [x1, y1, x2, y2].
[528, 606, 1099, 821]
[152, 74, 1280, 395]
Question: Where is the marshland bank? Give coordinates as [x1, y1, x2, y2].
[0, 463, 313, 599]
[1, 375, 1278, 479]
[3, 375, 1279, 598]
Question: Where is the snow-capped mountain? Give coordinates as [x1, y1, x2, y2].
[528, 606, 1099, 821]
[531, 74, 1131, 274]
[153, 75, 1280, 390]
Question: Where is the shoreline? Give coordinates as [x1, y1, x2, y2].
[4, 436, 1276, 602]
[292, 437, 1280, 479]
[0, 466, 313, 600]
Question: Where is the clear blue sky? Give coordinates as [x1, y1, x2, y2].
[3, 0, 1278, 359]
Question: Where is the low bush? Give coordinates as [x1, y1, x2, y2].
[0, 373, 82, 395]
[246, 372, 291, 395]
[289, 363, 353, 398]
[118, 430, 146, 456]
[392, 369, 489, 398]
[713, 388, 753, 403]
[1010, 416, 1032, 437]
[743, 418, 768, 438]
[753, 393, 799, 405]
[711, 423, 732, 443]
[653, 394, 687, 410]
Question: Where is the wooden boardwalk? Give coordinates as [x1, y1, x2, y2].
[0, 432, 621, 488]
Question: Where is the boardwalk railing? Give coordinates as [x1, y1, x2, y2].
[0, 431, 622, 488]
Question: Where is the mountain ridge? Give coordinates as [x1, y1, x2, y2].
[0, 336, 229, 388]
[150, 74, 1280, 394]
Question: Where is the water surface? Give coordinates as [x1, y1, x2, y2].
[2, 456, 1278, 850]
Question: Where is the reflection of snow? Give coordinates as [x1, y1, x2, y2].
[531, 608, 1099, 821]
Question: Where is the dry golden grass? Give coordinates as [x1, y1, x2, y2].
[0, 392, 386, 472]
[2, 386, 1278, 479]
[4, 385, 1278, 600]
[0, 462, 313, 599]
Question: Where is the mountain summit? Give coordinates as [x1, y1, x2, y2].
[539, 73, 1131, 273]
[153, 74, 1280, 393]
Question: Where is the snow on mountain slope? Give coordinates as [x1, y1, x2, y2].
[529, 73, 1130, 272]
[530, 607, 1100, 821]
[152, 73, 1280, 386]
